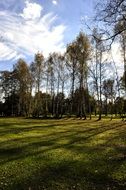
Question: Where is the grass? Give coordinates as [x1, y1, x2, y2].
[0, 117, 126, 190]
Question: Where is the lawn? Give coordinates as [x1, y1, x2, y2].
[0, 118, 126, 190]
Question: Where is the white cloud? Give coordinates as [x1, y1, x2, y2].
[111, 42, 122, 63]
[101, 42, 123, 77]
[111, 42, 124, 76]
[20, 1, 43, 20]
[52, 0, 58, 5]
[0, 1, 66, 62]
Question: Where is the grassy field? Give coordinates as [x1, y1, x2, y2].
[0, 118, 126, 190]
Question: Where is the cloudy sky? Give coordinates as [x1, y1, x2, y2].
[0, 0, 95, 70]
[0, 0, 123, 74]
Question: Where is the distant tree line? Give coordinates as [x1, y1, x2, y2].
[0, 30, 125, 119]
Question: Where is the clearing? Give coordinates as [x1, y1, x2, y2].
[0, 118, 126, 190]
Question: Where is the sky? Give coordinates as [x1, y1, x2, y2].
[0, 0, 123, 74]
[0, 0, 95, 70]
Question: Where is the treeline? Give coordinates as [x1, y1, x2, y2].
[0, 32, 126, 119]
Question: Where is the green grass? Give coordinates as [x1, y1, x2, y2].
[0, 118, 126, 190]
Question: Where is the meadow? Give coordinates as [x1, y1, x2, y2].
[0, 118, 126, 190]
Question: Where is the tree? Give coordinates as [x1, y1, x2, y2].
[14, 59, 32, 116]
[96, 0, 126, 40]
[32, 91, 43, 117]
[52, 53, 67, 118]
[66, 41, 78, 114]
[46, 54, 56, 116]
[102, 79, 115, 119]
[115, 20, 126, 95]
[46, 52, 67, 118]
[31, 53, 44, 117]
[90, 28, 107, 120]
[75, 32, 90, 119]
[120, 32, 126, 95]
[0, 70, 20, 116]
[33, 53, 44, 93]
[96, 0, 126, 98]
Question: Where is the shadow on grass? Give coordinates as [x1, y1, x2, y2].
[8, 158, 126, 190]
[0, 119, 126, 190]
[0, 120, 125, 162]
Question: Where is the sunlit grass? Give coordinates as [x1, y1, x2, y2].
[0, 118, 126, 190]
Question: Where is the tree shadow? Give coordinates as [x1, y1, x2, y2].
[0, 119, 126, 190]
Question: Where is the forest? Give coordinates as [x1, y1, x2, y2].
[0, 0, 126, 120]
[0, 31, 125, 119]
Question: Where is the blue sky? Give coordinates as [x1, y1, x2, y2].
[0, 0, 95, 70]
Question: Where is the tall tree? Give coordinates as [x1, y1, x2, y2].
[66, 41, 78, 114]
[75, 32, 90, 119]
[31, 53, 44, 117]
[0, 70, 19, 116]
[14, 59, 32, 116]
[115, 20, 126, 95]
[52, 53, 67, 118]
[33, 53, 44, 93]
[46, 54, 55, 116]
[90, 29, 106, 120]
[96, 0, 126, 98]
